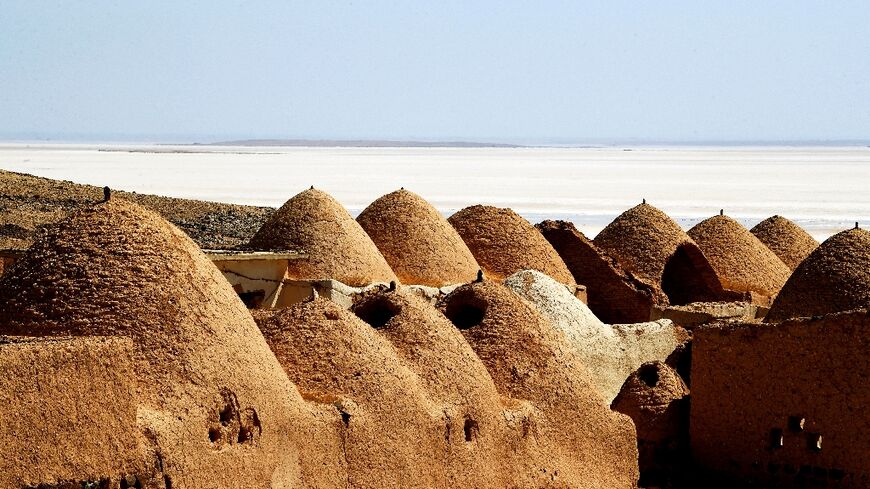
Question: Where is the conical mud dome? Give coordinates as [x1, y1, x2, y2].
[357, 189, 479, 286]
[0, 199, 329, 487]
[438, 281, 639, 488]
[255, 298, 451, 488]
[249, 188, 397, 286]
[750, 215, 818, 270]
[595, 203, 724, 305]
[611, 361, 690, 488]
[766, 227, 870, 322]
[688, 214, 791, 299]
[448, 205, 574, 284]
[351, 289, 518, 487]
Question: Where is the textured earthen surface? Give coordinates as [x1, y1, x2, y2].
[357, 189, 479, 286]
[255, 299, 446, 488]
[438, 281, 640, 488]
[351, 289, 574, 487]
[691, 310, 870, 488]
[612, 361, 690, 488]
[249, 188, 398, 286]
[766, 228, 870, 322]
[0, 169, 271, 249]
[594, 203, 725, 306]
[447, 205, 575, 284]
[0, 336, 145, 488]
[750, 215, 819, 271]
[688, 215, 791, 300]
[0, 199, 337, 488]
[538, 219, 658, 323]
[504, 269, 685, 404]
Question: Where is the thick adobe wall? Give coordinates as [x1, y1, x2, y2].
[357, 189, 480, 286]
[690, 310, 870, 488]
[249, 188, 398, 286]
[0, 336, 146, 488]
[537, 219, 658, 323]
[437, 281, 640, 488]
[447, 205, 575, 285]
[595, 203, 726, 306]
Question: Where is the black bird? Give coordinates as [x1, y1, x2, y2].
[388, 280, 397, 292]
[103, 186, 111, 202]
[474, 270, 484, 283]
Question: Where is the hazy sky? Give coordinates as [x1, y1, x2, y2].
[1, 1, 869, 143]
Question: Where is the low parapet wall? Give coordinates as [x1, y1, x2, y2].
[651, 301, 762, 330]
[690, 310, 870, 488]
[0, 336, 144, 487]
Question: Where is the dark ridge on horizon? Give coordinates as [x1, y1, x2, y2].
[204, 139, 525, 148]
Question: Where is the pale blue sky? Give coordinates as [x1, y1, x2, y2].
[1, 1, 869, 143]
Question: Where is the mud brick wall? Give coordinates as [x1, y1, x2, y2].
[691, 310, 870, 488]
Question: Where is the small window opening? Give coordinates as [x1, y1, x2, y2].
[120, 476, 142, 489]
[463, 417, 479, 442]
[353, 297, 399, 329]
[807, 433, 822, 452]
[219, 405, 234, 426]
[788, 416, 805, 432]
[638, 364, 659, 388]
[444, 302, 486, 330]
[770, 428, 784, 449]
[237, 289, 266, 309]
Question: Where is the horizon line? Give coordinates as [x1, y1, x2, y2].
[1, 136, 870, 149]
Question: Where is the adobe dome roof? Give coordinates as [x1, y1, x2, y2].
[750, 215, 818, 270]
[766, 228, 870, 322]
[249, 188, 397, 286]
[611, 361, 689, 414]
[437, 281, 639, 487]
[610, 361, 690, 465]
[594, 203, 724, 305]
[447, 205, 574, 284]
[688, 215, 791, 298]
[357, 189, 479, 286]
[0, 199, 317, 486]
[351, 288, 499, 406]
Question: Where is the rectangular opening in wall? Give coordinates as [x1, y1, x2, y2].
[788, 416, 805, 432]
[807, 433, 822, 452]
[770, 428, 784, 449]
